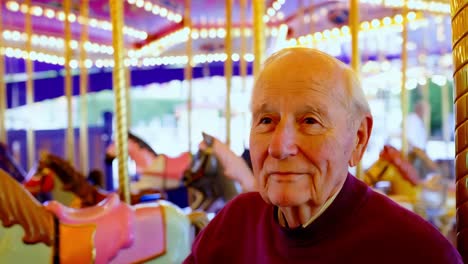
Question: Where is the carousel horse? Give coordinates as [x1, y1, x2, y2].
[407, 146, 440, 180]
[364, 145, 455, 235]
[35, 152, 109, 207]
[106, 132, 192, 192]
[0, 168, 206, 264]
[0, 142, 54, 202]
[364, 145, 422, 203]
[35, 152, 170, 207]
[184, 133, 240, 213]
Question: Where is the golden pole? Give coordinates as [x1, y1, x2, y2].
[225, 0, 233, 147]
[79, 0, 89, 174]
[64, 0, 74, 164]
[240, 0, 247, 93]
[253, 0, 265, 78]
[25, 0, 35, 169]
[451, 0, 468, 260]
[240, 0, 248, 148]
[109, 0, 130, 203]
[0, 0, 6, 143]
[349, 0, 362, 179]
[184, 0, 193, 153]
[125, 66, 131, 128]
[400, 3, 409, 158]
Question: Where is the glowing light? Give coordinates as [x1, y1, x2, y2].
[144, 2, 152, 11]
[160, 8, 168, 17]
[152, 5, 160, 15]
[394, 15, 403, 24]
[45, 9, 55, 18]
[6, 1, 20, 12]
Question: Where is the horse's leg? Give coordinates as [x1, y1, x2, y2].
[156, 203, 192, 264]
[188, 188, 205, 210]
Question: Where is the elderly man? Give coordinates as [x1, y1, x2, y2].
[183, 48, 461, 263]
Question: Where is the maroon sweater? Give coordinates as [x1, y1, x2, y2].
[184, 174, 462, 263]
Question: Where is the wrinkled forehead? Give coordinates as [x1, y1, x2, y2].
[255, 49, 345, 88]
[252, 55, 349, 105]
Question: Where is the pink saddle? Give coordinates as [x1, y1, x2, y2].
[144, 152, 192, 181]
[45, 194, 136, 264]
[164, 152, 192, 180]
[47, 193, 121, 222]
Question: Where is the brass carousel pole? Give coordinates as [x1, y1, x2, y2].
[349, 0, 362, 179]
[109, 0, 130, 203]
[0, 0, 6, 143]
[184, 0, 193, 153]
[79, 0, 89, 174]
[126, 66, 131, 128]
[25, 0, 35, 169]
[252, 0, 265, 78]
[225, 0, 233, 147]
[400, 2, 409, 158]
[240, 0, 247, 93]
[240, 0, 247, 148]
[450, 0, 468, 260]
[64, 0, 74, 164]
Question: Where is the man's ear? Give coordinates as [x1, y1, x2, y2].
[349, 114, 373, 167]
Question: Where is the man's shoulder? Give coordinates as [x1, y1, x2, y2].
[366, 191, 455, 244]
[232, 191, 263, 202]
[224, 192, 265, 211]
[356, 191, 461, 261]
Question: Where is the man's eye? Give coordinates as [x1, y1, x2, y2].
[259, 117, 272, 124]
[303, 117, 318, 124]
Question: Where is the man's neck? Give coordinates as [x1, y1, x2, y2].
[278, 189, 341, 229]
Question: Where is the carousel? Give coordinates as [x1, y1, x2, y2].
[0, 0, 467, 263]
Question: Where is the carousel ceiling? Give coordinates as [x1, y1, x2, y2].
[0, 0, 453, 107]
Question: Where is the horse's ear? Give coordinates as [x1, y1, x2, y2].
[201, 132, 214, 147]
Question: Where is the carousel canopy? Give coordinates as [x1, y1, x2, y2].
[0, 0, 452, 107]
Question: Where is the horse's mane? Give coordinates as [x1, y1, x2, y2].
[408, 146, 439, 172]
[0, 142, 27, 182]
[184, 134, 239, 212]
[0, 169, 55, 245]
[40, 153, 85, 187]
[128, 132, 158, 157]
[379, 145, 420, 185]
[38, 153, 107, 206]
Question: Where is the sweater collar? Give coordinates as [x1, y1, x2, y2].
[272, 173, 370, 244]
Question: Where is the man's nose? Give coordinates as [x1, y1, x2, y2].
[268, 121, 298, 159]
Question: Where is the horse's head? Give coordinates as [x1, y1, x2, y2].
[105, 132, 158, 172]
[35, 152, 76, 190]
[364, 145, 422, 201]
[408, 146, 440, 179]
[34, 152, 106, 207]
[183, 134, 221, 202]
[183, 133, 239, 212]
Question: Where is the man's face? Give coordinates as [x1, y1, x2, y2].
[249, 57, 359, 208]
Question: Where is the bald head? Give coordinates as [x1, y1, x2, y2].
[253, 47, 370, 121]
